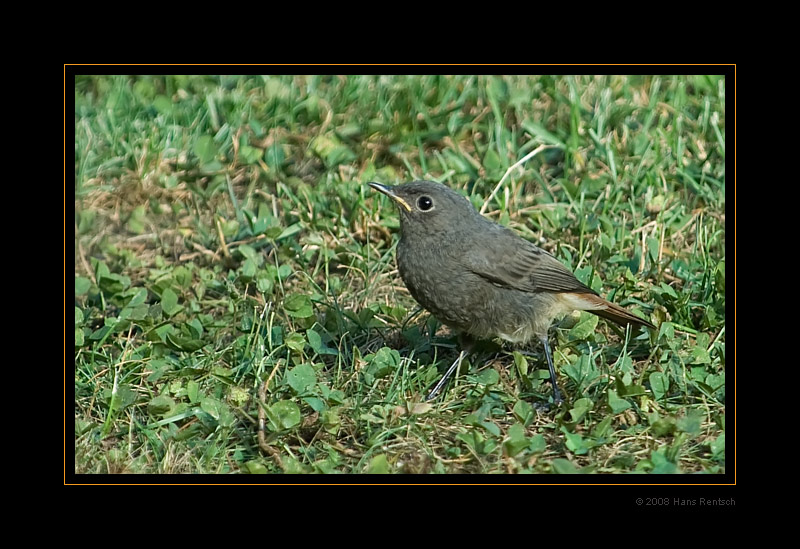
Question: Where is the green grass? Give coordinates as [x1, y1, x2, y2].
[73, 74, 726, 475]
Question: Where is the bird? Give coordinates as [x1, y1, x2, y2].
[369, 180, 655, 404]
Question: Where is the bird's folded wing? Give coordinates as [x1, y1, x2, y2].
[461, 235, 596, 295]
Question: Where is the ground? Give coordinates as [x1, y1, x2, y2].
[73, 74, 726, 475]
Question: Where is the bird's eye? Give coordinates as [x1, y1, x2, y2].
[417, 196, 433, 211]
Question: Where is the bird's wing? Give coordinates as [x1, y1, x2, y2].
[461, 227, 596, 295]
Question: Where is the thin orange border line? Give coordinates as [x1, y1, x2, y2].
[64, 63, 736, 65]
[65, 65, 68, 485]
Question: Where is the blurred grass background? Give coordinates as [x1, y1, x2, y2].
[73, 74, 726, 474]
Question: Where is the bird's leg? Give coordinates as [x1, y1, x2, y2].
[425, 349, 468, 401]
[540, 336, 563, 405]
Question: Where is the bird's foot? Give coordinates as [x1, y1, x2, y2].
[534, 395, 564, 413]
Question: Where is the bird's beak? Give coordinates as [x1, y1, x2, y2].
[368, 182, 412, 212]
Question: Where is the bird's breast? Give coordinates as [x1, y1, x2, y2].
[397, 238, 470, 326]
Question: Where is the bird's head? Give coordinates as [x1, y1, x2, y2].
[368, 180, 478, 238]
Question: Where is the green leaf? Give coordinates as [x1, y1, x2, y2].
[240, 145, 264, 165]
[563, 354, 599, 388]
[307, 328, 338, 355]
[607, 389, 632, 414]
[658, 321, 675, 341]
[615, 354, 634, 385]
[650, 412, 677, 437]
[677, 409, 703, 435]
[277, 223, 303, 241]
[561, 427, 592, 455]
[98, 272, 131, 295]
[650, 449, 678, 474]
[257, 276, 273, 294]
[646, 235, 660, 262]
[659, 282, 678, 299]
[75, 276, 91, 295]
[185, 318, 203, 339]
[277, 264, 292, 279]
[475, 368, 499, 387]
[171, 267, 191, 289]
[283, 293, 314, 318]
[568, 312, 599, 340]
[126, 287, 148, 307]
[477, 419, 501, 437]
[148, 394, 176, 416]
[240, 258, 257, 281]
[364, 347, 401, 385]
[691, 345, 711, 364]
[513, 351, 528, 377]
[78, 209, 95, 234]
[200, 397, 223, 419]
[649, 371, 669, 401]
[710, 432, 725, 459]
[367, 454, 391, 474]
[521, 121, 566, 147]
[513, 400, 533, 425]
[194, 135, 218, 163]
[306, 329, 323, 353]
[303, 396, 326, 412]
[616, 377, 647, 397]
[153, 94, 173, 115]
[200, 397, 235, 427]
[310, 134, 356, 166]
[483, 148, 504, 177]
[591, 415, 614, 439]
[148, 323, 174, 343]
[267, 400, 302, 431]
[265, 143, 285, 170]
[165, 333, 205, 352]
[715, 260, 725, 293]
[264, 226, 284, 239]
[245, 460, 269, 474]
[551, 458, 579, 474]
[95, 261, 110, 279]
[529, 434, 546, 454]
[705, 373, 725, 391]
[106, 384, 137, 412]
[456, 430, 487, 454]
[322, 409, 341, 434]
[283, 456, 309, 474]
[127, 205, 147, 234]
[160, 288, 183, 316]
[503, 423, 529, 457]
[237, 243, 258, 260]
[75, 307, 84, 326]
[285, 332, 306, 352]
[88, 325, 112, 342]
[569, 398, 594, 423]
[187, 380, 200, 403]
[75, 327, 85, 346]
[285, 363, 317, 394]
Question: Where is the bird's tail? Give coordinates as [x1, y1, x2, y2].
[558, 292, 656, 330]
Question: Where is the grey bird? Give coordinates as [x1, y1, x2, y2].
[369, 180, 655, 404]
